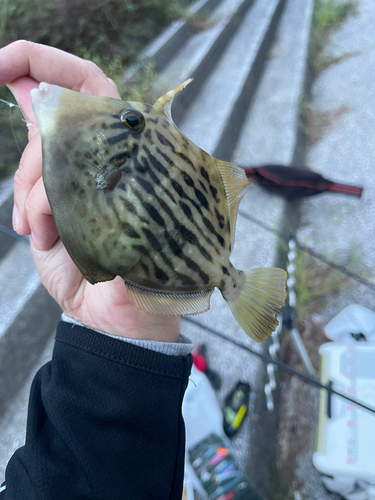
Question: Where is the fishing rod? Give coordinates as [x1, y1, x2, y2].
[2, 194, 375, 414]
[1, 211, 374, 293]
[183, 316, 375, 416]
[1, 92, 373, 413]
[3, 216, 373, 415]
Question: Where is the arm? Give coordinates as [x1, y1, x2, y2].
[1, 322, 191, 500]
[0, 41, 190, 499]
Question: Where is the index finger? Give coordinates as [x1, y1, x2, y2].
[0, 40, 120, 98]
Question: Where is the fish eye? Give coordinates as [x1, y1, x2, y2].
[121, 110, 145, 132]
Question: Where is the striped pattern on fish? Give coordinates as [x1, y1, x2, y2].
[31, 80, 287, 342]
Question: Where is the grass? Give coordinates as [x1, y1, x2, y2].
[310, 0, 357, 73]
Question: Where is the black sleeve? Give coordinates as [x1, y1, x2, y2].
[1, 321, 192, 500]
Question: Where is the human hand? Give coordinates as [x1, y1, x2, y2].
[0, 41, 180, 341]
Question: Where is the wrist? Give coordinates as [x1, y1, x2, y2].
[61, 311, 181, 343]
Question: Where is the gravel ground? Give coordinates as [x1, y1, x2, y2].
[273, 1, 375, 498]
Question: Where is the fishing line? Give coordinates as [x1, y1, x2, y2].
[0, 97, 27, 122]
[183, 316, 375, 416]
[238, 210, 375, 292]
[9, 107, 23, 157]
[1, 200, 375, 293]
[1, 95, 374, 406]
[0, 224, 28, 243]
[0, 98, 20, 109]
[3, 207, 373, 415]
[0, 97, 26, 157]
[1, 90, 372, 418]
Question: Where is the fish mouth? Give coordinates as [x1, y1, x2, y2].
[31, 82, 63, 108]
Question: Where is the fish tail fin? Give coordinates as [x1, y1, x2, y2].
[226, 267, 287, 342]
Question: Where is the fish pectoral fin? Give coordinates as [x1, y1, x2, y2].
[125, 281, 214, 316]
[214, 159, 250, 249]
[226, 267, 287, 342]
[153, 79, 193, 122]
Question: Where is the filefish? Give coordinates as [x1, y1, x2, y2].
[31, 80, 286, 342]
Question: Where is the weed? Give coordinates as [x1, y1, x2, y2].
[314, 0, 355, 30]
[298, 99, 349, 144]
[186, 8, 219, 33]
[310, 0, 357, 73]
[314, 50, 360, 74]
[120, 61, 160, 103]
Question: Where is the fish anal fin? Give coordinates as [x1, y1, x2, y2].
[215, 159, 250, 248]
[153, 79, 193, 122]
[226, 267, 287, 342]
[125, 280, 214, 316]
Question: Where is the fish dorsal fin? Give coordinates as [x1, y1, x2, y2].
[153, 79, 193, 122]
[215, 159, 250, 249]
[125, 280, 214, 316]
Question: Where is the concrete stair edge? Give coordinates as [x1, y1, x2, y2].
[119, 0, 222, 86]
[163, 0, 257, 124]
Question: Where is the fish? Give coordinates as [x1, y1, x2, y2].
[30, 80, 287, 342]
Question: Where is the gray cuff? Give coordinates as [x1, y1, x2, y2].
[61, 313, 194, 356]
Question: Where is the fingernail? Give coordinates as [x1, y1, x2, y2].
[12, 204, 20, 231]
[26, 122, 39, 138]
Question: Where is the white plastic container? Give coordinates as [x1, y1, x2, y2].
[324, 304, 375, 344]
[313, 342, 375, 499]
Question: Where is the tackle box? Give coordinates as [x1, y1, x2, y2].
[313, 342, 375, 500]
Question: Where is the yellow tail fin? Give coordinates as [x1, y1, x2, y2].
[226, 267, 287, 342]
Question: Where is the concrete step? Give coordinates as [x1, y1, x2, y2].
[0, 241, 61, 419]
